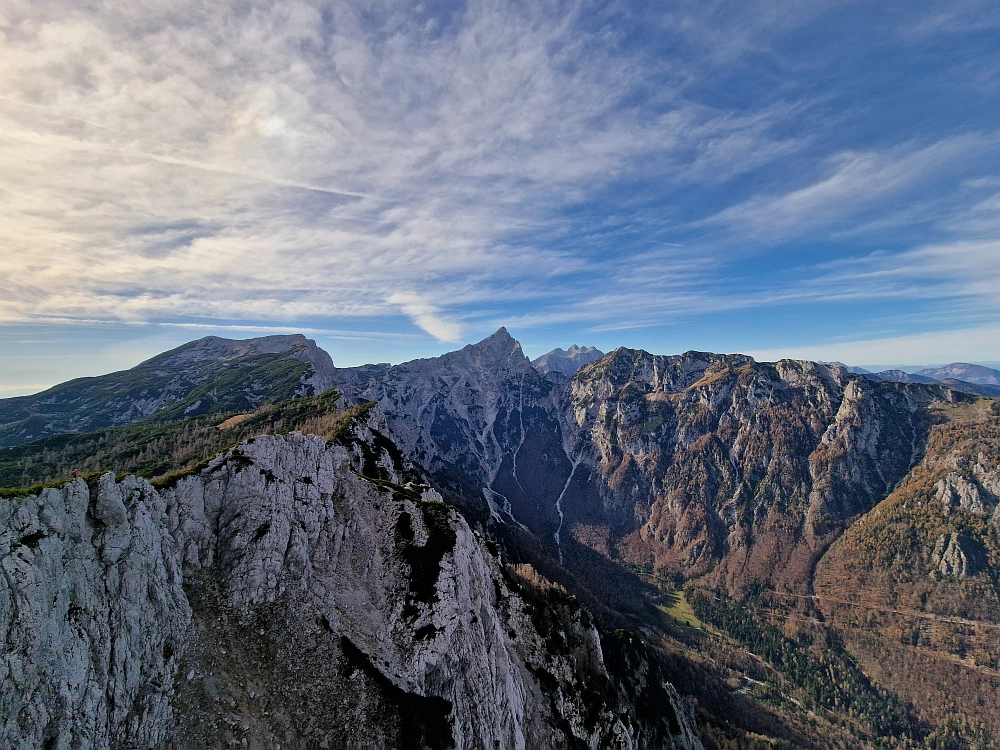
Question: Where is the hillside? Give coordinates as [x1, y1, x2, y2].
[1, 408, 703, 749]
[814, 398, 1000, 749]
[0, 334, 336, 447]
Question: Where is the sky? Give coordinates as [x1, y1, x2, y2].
[2, 0, 1000, 396]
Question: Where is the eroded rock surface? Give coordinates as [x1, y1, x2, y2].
[1, 411, 702, 750]
[0, 475, 189, 750]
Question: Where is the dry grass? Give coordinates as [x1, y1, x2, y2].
[506, 563, 568, 598]
[216, 413, 253, 430]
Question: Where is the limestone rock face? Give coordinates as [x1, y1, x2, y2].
[1, 411, 702, 750]
[932, 459, 1000, 522]
[335, 328, 536, 490]
[930, 532, 985, 578]
[935, 473, 992, 517]
[0, 475, 190, 750]
[332, 328, 574, 539]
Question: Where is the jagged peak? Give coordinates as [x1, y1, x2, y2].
[379, 327, 530, 375]
[475, 326, 517, 348]
[462, 327, 527, 361]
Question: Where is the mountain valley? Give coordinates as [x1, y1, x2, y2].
[3, 331, 1000, 749]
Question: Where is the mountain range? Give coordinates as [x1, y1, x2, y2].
[856, 365, 1000, 398]
[915, 363, 1000, 385]
[2, 330, 999, 749]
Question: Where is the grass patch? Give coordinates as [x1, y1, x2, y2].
[658, 589, 708, 633]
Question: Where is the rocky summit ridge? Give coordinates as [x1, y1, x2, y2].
[334, 338, 969, 594]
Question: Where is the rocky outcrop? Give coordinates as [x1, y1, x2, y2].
[0, 334, 336, 447]
[0, 475, 190, 750]
[932, 458, 1000, 522]
[930, 532, 984, 577]
[936, 473, 993, 517]
[1, 410, 702, 750]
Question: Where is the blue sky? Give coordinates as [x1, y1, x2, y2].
[2, 0, 1000, 396]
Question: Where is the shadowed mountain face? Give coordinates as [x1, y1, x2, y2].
[334, 331, 970, 595]
[0, 335, 336, 447]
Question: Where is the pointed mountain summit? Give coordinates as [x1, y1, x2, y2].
[453, 327, 532, 370]
[331, 328, 540, 490]
[531, 344, 604, 376]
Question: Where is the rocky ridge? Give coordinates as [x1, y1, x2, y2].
[1, 407, 702, 750]
[6, 327, 996, 749]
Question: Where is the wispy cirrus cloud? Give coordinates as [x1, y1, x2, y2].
[2, 0, 1000, 383]
[702, 135, 999, 241]
[0, 0, 822, 338]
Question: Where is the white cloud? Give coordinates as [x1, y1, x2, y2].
[792, 240, 1000, 311]
[388, 292, 462, 342]
[704, 136, 996, 240]
[1, 0, 999, 372]
[0, 0, 810, 337]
